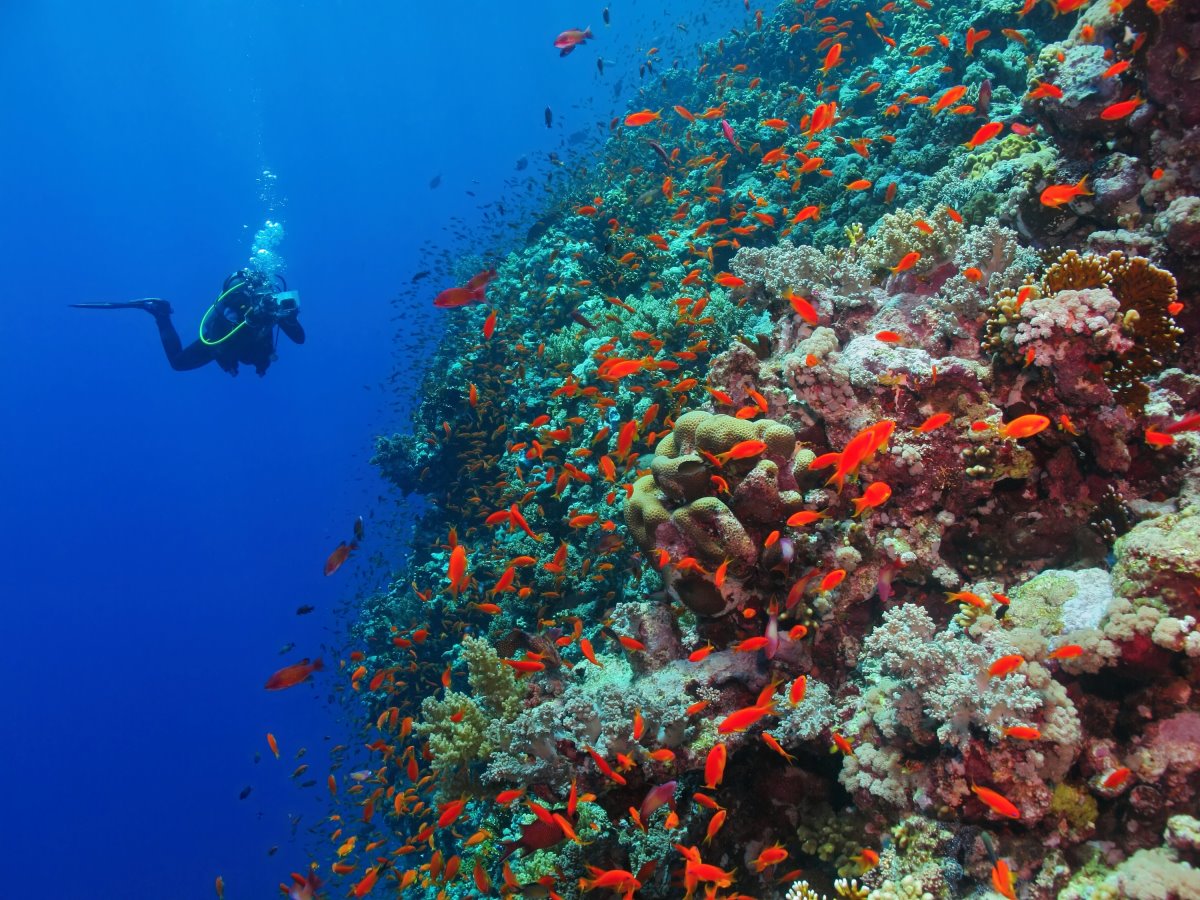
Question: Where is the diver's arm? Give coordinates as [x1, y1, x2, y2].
[278, 314, 305, 344]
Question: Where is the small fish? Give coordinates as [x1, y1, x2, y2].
[1040, 176, 1091, 208]
[1100, 766, 1133, 790]
[717, 703, 775, 734]
[752, 843, 789, 872]
[1048, 644, 1083, 659]
[992, 859, 1017, 899]
[784, 290, 819, 324]
[988, 654, 1025, 678]
[1101, 96, 1143, 120]
[324, 541, 355, 576]
[554, 26, 593, 56]
[625, 109, 661, 127]
[964, 121, 1003, 149]
[971, 783, 1020, 818]
[915, 412, 951, 433]
[1004, 725, 1042, 740]
[852, 481, 892, 517]
[831, 732, 855, 756]
[818, 569, 846, 592]
[264, 658, 323, 691]
[999, 414, 1050, 439]
[295, 604, 315, 616]
[717, 439, 767, 463]
[889, 251, 921, 273]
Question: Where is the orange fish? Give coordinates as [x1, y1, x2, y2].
[714, 272, 746, 288]
[447, 544, 468, 596]
[1004, 725, 1042, 740]
[785, 290, 819, 324]
[988, 654, 1025, 678]
[846, 178, 873, 191]
[625, 109, 661, 126]
[717, 703, 774, 734]
[267, 732, 279, 759]
[992, 859, 1017, 900]
[752, 843, 789, 872]
[718, 439, 767, 463]
[999, 414, 1050, 439]
[818, 569, 846, 592]
[786, 510, 826, 527]
[1027, 81, 1064, 100]
[1145, 428, 1175, 448]
[1040, 176, 1091, 208]
[1101, 766, 1132, 790]
[964, 121, 1003, 149]
[971, 783, 1020, 818]
[965, 27, 990, 56]
[264, 658, 323, 691]
[1101, 96, 1142, 120]
[889, 251, 920, 273]
[915, 412, 951, 433]
[831, 732, 855, 756]
[852, 481, 892, 517]
[1048, 644, 1083, 659]
[789, 675, 807, 706]
[929, 85, 968, 114]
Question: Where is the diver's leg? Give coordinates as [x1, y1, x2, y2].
[151, 310, 212, 371]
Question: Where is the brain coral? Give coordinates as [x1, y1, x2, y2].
[626, 410, 804, 616]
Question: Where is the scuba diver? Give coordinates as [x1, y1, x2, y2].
[71, 269, 304, 376]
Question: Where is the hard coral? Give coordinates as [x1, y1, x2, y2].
[984, 250, 1182, 412]
[626, 410, 803, 616]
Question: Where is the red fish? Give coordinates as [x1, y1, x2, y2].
[1101, 96, 1142, 120]
[554, 27, 593, 56]
[325, 541, 356, 576]
[433, 286, 486, 309]
[265, 658, 323, 691]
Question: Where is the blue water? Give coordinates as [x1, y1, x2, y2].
[0, 2, 745, 897]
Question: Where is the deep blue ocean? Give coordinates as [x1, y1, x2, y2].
[0, 2, 745, 897]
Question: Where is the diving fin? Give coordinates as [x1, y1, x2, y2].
[70, 299, 173, 315]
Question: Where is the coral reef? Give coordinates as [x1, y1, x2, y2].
[309, 0, 1200, 897]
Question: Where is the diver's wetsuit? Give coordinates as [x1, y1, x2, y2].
[153, 282, 304, 376]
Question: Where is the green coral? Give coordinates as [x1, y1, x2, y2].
[462, 633, 525, 720]
[417, 689, 492, 769]
[1006, 571, 1078, 634]
[1048, 782, 1098, 836]
[415, 636, 526, 772]
[964, 132, 1040, 179]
